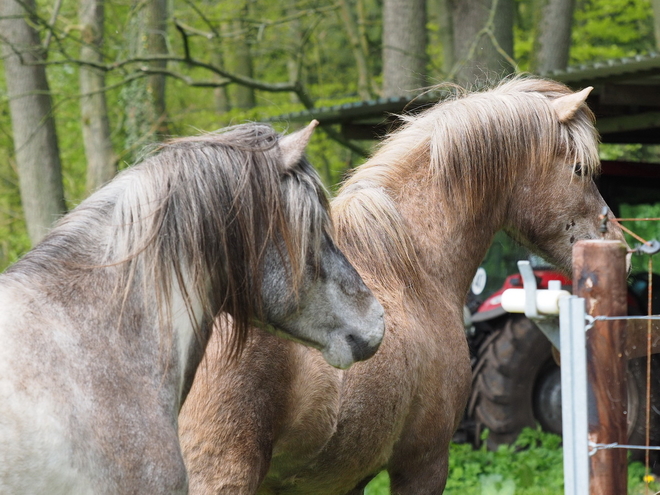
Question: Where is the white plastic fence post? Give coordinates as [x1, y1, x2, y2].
[560, 295, 589, 495]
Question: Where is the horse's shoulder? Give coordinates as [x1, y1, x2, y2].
[0, 277, 34, 324]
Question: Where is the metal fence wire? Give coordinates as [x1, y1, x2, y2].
[560, 218, 660, 495]
[615, 217, 659, 490]
[556, 217, 660, 494]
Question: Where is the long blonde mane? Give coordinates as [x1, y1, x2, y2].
[333, 77, 600, 296]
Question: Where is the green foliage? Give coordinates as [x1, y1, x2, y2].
[443, 428, 564, 495]
[0, 62, 29, 271]
[513, 0, 656, 69]
[0, 133, 30, 271]
[513, 24, 534, 72]
[513, 0, 655, 71]
[512, 0, 537, 72]
[364, 471, 389, 495]
[2, 0, 660, 270]
[365, 428, 660, 495]
[477, 231, 529, 295]
[572, 0, 655, 63]
[619, 203, 660, 274]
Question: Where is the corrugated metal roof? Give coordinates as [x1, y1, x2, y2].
[270, 53, 660, 144]
[269, 94, 434, 125]
[545, 53, 660, 85]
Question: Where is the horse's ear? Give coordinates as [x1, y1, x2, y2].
[279, 120, 320, 169]
[552, 87, 593, 122]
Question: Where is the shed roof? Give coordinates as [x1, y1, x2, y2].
[271, 53, 660, 145]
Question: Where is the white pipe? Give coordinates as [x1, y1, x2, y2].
[501, 288, 571, 315]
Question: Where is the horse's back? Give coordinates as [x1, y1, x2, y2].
[0, 280, 93, 493]
[0, 279, 189, 494]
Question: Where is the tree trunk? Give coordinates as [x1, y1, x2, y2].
[213, 49, 231, 113]
[652, 0, 660, 52]
[79, 0, 116, 193]
[429, 0, 455, 75]
[143, 0, 169, 135]
[338, 0, 372, 100]
[356, 0, 370, 59]
[120, 0, 166, 154]
[356, 0, 379, 95]
[439, 0, 455, 75]
[0, 0, 66, 244]
[449, 0, 514, 87]
[228, 1, 256, 109]
[382, 0, 428, 97]
[286, 0, 302, 103]
[533, 0, 576, 73]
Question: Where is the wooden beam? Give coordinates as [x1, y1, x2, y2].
[573, 240, 628, 495]
[597, 111, 660, 134]
[599, 84, 660, 107]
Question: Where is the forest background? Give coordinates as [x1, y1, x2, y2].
[0, 0, 659, 271]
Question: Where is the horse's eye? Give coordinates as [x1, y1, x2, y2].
[573, 162, 584, 176]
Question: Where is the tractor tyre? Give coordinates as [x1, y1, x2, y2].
[470, 314, 660, 457]
[469, 315, 554, 449]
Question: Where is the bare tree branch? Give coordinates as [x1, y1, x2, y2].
[2, 1, 318, 99]
[447, 0, 518, 82]
[179, 0, 222, 39]
[42, 0, 62, 52]
[318, 124, 368, 157]
[133, 66, 231, 88]
[174, 2, 338, 41]
[174, 19, 190, 60]
[172, 18, 216, 40]
[2, 0, 367, 158]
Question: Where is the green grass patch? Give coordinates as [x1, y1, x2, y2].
[365, 427, 660, 495]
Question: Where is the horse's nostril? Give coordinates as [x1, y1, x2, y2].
[346, 334, 378, 362]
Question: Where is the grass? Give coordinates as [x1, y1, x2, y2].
[364, 427, 660, 495]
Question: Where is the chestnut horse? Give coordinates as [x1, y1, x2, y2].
[179, 78, 626, 494]
[0, 122, 384, 494]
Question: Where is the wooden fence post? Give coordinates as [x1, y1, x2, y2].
[573, 239, 628, 495]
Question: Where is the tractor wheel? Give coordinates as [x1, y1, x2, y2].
[469, 315, 554, 449]
[470, 314, 660, 454]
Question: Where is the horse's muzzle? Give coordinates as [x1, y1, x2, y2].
[346, 333, 380, 362]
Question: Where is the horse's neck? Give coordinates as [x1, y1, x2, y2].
[119, 266, 206, 406]
[3, 177, 209, 409]
[167, 270, 207, 404]
[394, 177, 503, 301]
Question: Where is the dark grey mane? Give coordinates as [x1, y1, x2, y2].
[5, 123, 331, 351]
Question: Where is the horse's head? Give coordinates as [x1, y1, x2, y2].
[260, 232, 385, 369]
[503, 83, 627, 274]
[257, 122, 385, 369]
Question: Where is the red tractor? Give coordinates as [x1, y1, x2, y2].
[463, 261, 660, 460]
[457, 160, 660, 452]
